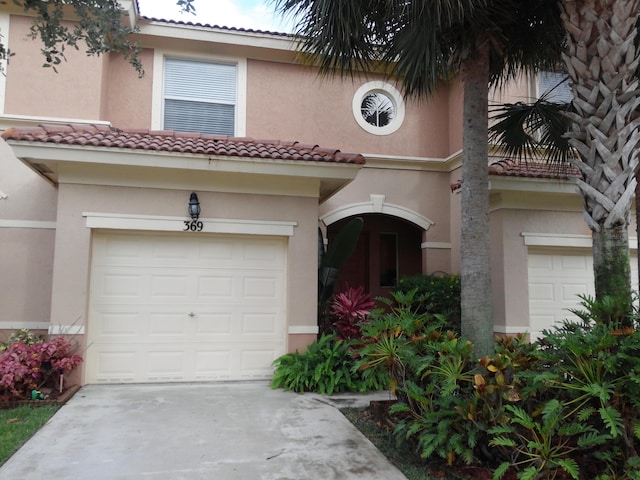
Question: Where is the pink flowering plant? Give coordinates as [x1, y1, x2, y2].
[0, 334, 83, 400]
[329, 286, 376, 340]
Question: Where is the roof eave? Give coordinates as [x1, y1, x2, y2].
[6, 141, 362, 199]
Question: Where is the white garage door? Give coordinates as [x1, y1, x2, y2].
[528, 248, 637, 340]
[86, 231, 287, 384]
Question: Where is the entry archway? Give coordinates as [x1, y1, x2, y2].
[325, 213, 425, 300]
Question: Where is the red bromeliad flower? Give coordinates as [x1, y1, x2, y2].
[329, 286, 375, 340]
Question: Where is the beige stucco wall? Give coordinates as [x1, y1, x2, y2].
[0, 140, 56, 329]
[102, 49, 154, 128]
[246, 59, 456, 159]
[320, 167, 455, 274]
[49, 179, 319, 381]
[5, 15, 107, 120]
[489, 189, 592, 329]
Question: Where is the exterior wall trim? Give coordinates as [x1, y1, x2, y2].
[0, 219, 56, 229]
[0, 12, 9, 114]
[83, 212, 297, 236]
[421, 241, 451, 249]
[321, 194, 434, 231]
[0, 322, 50, 330]
[49, 325, 85, 335]
[494, 325, 529, 334]
[288, 326, 319, 334]
[522, 232, 638, 250]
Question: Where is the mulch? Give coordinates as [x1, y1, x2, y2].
[0, 385, 81, 410]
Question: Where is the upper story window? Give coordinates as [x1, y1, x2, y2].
[352, 81, 405, 135]
[162, 58, 238, 136]
[537, 71, 572, 104]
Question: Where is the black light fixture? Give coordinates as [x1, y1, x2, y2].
[188, 192, 201, 220]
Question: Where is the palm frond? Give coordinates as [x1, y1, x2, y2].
[489, 94, 575, 165]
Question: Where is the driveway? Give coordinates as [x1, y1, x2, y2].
[0, 382, 407, 479]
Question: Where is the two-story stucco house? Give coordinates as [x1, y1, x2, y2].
[0, 1, 631, 385]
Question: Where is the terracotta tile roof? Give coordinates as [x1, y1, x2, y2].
[450, 158, 579, 192]
[1, 124, 365, 165]
[488, 158, 580, 179]
[139, 15, 292, 37]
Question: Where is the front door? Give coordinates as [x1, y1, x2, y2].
[327, 214, 422, 300]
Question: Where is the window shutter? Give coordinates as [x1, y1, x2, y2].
[163, 58, 237, 135]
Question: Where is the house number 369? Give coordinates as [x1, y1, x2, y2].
[183, 220, 204, 232]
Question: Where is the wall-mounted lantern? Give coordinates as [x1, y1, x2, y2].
[188, 192, 201, 220]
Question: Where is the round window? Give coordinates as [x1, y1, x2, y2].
[352, 82, 405, 135]
[361, 92, 395, 127]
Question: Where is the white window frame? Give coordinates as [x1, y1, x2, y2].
[152, 50, 247, 136]
[352, 81, 405, 135]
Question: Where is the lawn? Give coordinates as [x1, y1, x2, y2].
[0, 405, 60, 466]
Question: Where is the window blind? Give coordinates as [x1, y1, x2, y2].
[164, 58, 237, 135]
[538, 71, 572, 104]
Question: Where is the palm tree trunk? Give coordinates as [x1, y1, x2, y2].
[560, 0, 640, 307]
[593, 225, 631, 303]
[460, 43, 493, 357]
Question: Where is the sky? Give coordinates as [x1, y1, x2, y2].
[136, 0, 294, 32]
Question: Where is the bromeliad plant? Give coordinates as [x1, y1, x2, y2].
[329, 285, 375, 340]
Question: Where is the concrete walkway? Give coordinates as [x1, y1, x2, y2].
[1, 382, 406, 480]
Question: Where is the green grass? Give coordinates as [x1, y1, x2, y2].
[0, 405, 60, 466]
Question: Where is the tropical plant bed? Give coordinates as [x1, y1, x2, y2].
[0, 384, 80, 410]
[342, 403, 512, 480]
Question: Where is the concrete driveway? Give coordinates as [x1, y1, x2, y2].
[1, 382, 407, 480]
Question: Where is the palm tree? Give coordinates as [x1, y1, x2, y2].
[273, 0, 564, 356]
[490, 1, 640, 308]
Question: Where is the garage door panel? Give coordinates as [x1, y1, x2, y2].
[87, 232, 287, 384]
[147, 350, 187, 379]
[243, 276, 279, 299]
[97, 312, 140, 337]
[197, 275, 234, 298]
[92, 350, 138, 383]
[195, 313, 234, 335]
[241, 313, 279, 335]
[561, 283, 590, 301]
[527, 249, 637, 340]
[529, 282, 554, 302]
[148, 313, 190, 337]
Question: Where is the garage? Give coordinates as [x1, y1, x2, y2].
[85, 231, 287, 384]
[528, 247, 638, 340]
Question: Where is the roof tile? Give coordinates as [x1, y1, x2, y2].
[139, 15, 292, 37]
[1, 124, 365, 165]
[450, 158, 580, 191]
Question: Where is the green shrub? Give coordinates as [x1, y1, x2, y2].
[352, 293, 640, 479]
[271, 334, 386, 395]
[396, 274, 461, 331]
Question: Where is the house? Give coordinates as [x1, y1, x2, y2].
[0, 1, 633, 385]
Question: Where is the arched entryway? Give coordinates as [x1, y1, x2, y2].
[327, 213, 423, 300]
